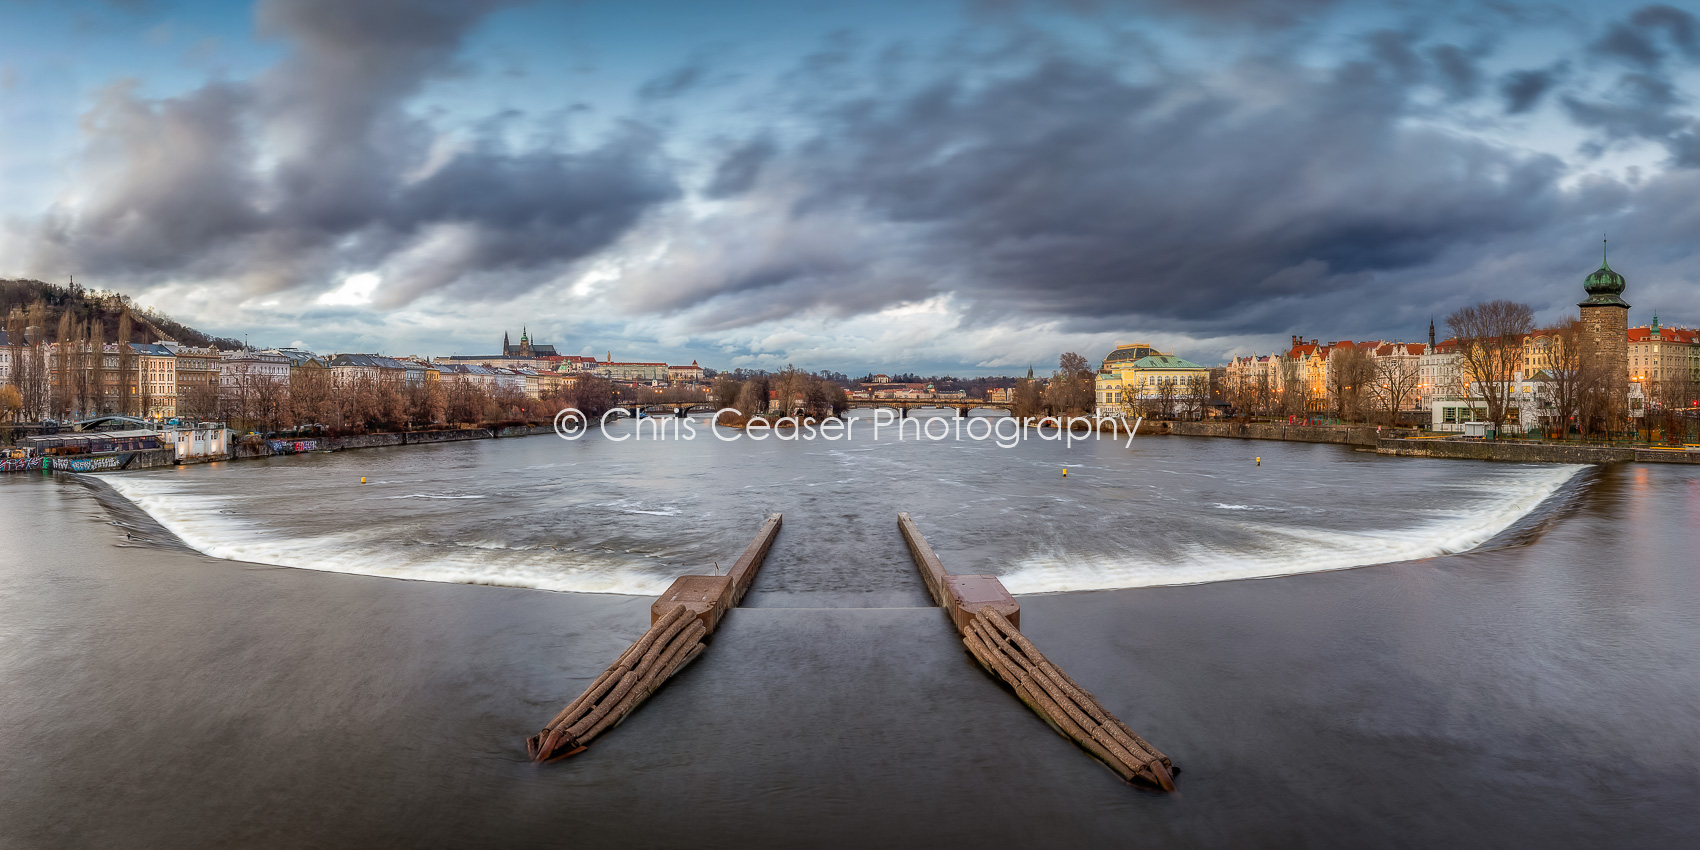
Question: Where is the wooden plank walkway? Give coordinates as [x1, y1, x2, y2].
[526, 513, 783, 762]
[898, 512, 1178, 790]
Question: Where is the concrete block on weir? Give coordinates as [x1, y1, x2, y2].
[651, 574, 733, 632]
[944, 574, 1021, 633]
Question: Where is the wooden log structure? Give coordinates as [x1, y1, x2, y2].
[527, 513, 782, 762]
[897, 512, 1177, 791]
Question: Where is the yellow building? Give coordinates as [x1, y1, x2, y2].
[132, 343, 177, 417]
[1095, 343, 1210, 417]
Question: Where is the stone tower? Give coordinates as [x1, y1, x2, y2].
[1578, 238, 1629, 405]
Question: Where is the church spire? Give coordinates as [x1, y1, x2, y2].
[1602, 235, 1610, 270]
[1428, 316, 1435, 349]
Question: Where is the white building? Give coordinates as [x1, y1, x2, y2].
[220, 350, 291, 390]
[160, 421, 232, 460]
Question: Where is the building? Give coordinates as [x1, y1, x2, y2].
[131, 343, 177, 417]
[1578, 240, 1630, 408]
[668, 361, 706, 383]
[1417, 339, 1463, 410]
[439, 362, 503, 391]
[591, 353, 669, 382]
[552, 355, 600, 373]
[160, 420, 231, 460]
[1101, 343, 1160, 371]
[441, 330, 562, 367]
[323, 353, 406, 388]
[219, 350, 291, 392]
[1628, 315, 1700, 401]
[1095, 352, 1210, 417]
[163, 343, 220, 417]
[502, 328, 559, 358]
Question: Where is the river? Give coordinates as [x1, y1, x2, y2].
[1, 424, 1695, 847]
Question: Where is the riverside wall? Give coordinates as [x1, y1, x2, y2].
[1169, 421, 1391, 447]
[7, 423, 564, 474]
[245, 425, 555, 457]
[1376, 438, 1700, 465]
[1165, 420, 1700, 465]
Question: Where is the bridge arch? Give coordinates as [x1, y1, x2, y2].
[73, 414, 151, 432]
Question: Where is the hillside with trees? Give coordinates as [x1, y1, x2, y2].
[1, 279, 244, 350]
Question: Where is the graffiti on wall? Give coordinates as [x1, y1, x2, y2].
[268, 440, 320, 454]
[61, 454, 129, 472]
[2, 454, 129, 473]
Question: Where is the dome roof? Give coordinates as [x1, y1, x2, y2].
[1585, 264, 1624, 295]
[1103, 345, 1154, 365]
[1579, 240, 1630, 309]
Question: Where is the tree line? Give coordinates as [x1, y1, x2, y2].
[710, 367, 850, 421]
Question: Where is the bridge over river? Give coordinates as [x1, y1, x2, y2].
[618, 400, 1015, 419]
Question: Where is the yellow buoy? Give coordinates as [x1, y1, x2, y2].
[1255, 458, 1260, 466]
[360, 477, 367, 484]
[1062, 468, 1068, 477]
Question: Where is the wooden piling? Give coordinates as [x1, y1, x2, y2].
[897, 512, 1178, 790]
[528, 514, 782, 762]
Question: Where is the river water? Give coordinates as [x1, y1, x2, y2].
[100, 414, 1584, 600]
[3, 423, 1697, 847]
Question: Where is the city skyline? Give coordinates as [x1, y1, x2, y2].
[2, 0, 1698, 374]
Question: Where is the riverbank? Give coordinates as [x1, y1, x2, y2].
[1169, 420, 1700, 464]
[4, 458, 1697, 847]
[0, 424, 564, 476]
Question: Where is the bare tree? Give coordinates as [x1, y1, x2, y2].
[1446, 300, 1534, 433]
[250, 375, 290, 433]
[1326, 345, 1374, 422]
[444, 377, 485, 424]
[734, 377, 769, 417]
[1372, 355, 1421, 423]
[53, 311, 72, 419]
[772, 366, 808, 417]
[1276, 355, 1305, 418]
[115, 312, 135, 416]
[1013, 376, 1045, 419]
[290, 367, 332, 427]
[1183, 374, 1210, 420]
[20, 302, 49, 421]
[1535, 318, 1600, 439]
[711, 376, 741, 411]
[1043, 352, 1096, 416]
[0, 385, 21, 423]
[564, 374, 615, 419]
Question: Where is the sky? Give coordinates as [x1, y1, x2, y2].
[1, 0, 1697, 374]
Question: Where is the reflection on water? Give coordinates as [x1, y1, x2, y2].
[104, 423, 1584, 598]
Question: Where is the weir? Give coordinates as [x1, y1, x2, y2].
[897, 512, 1178, 790]
[526, 513, 782, 762]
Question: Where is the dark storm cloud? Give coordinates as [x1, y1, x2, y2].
[977, 0, 1342, 31]
[703, 137, 776, 199]
[1500, 66, 1561, 114]
[30, 0, 677, 304]
[1562, 72, 1699, 165]
[634, 39, 1601, 338]
[638, 59, 718, 101]
[1592, 5, 1700, 68]
[1427, 44, 1481, 100]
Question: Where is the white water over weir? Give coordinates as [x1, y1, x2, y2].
[101, 425, 1587, 597]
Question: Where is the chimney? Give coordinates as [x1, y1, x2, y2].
[1310, 339, 1318, 346]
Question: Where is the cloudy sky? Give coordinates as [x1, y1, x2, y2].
[1, 0, 1697, 373]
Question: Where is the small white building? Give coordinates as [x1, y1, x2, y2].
[161, 421, 231, 460]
